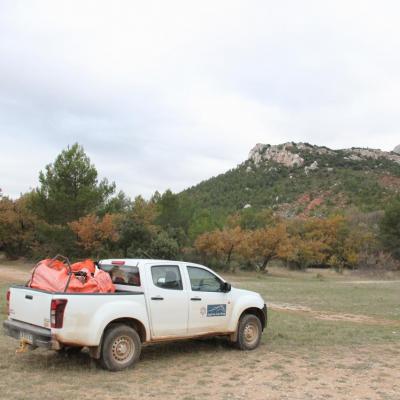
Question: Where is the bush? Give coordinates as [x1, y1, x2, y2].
[380, 197, 400, 260]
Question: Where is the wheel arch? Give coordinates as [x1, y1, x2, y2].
[241, 307, 266, 330]
[229, 306, 266, 343]
[103, 317, 147, 343]
[239, 307, 266, 330]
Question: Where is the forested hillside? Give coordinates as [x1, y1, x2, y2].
[180, 142, 400, 218]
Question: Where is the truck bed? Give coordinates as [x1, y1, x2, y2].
[6, 285, 147, 348]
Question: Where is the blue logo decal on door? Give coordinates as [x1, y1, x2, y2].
[207, 304, 226, 317]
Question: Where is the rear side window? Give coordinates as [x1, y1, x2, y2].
[151, 265, 182, 290]
[100, 264, 141, 286]
[187, 266, 223, 292]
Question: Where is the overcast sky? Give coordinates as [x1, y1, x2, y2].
[1, 1, 400, 199]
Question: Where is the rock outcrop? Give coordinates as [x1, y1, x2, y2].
[304, 161, 318, 175]
[344, 147, 400, 163]
[248, 143, 305, 168]
[248, 142, 400, 168]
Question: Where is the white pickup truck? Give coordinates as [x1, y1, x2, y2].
[4, 259, 267, 371]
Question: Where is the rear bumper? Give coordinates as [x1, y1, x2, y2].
[3, 319, 60, 350]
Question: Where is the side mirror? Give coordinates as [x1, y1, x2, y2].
[221, 282, 231, 292]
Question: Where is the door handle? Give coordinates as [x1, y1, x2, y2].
[151, 296, 164, 301]
[191, 297, 202, 301]
[25, 295, 33, 300]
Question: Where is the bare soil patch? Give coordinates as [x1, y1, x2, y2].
[0, 265, 31, 283]
[1, 341, 399, 400]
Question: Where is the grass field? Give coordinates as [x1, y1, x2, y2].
[0, 261, 399, 400]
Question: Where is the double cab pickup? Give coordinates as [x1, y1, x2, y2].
[4, 259, 267, 371]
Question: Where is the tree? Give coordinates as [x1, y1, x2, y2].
[155, 190, 194, 242]
[69, 213, 118, 257]
[100, 190, 132, 215]
[218, 227, 244, 266]
[284, 218, 328, 269]
[238, 208, 274, 230]
[194, 227, 244, 269]
[116, 196, 159, 257]
[149, 231, 179, 259]
[117, 217, 154, 258]
[31, 143, 115, 224]
[188, 209, 219, 241]
[131, 196, 158, 228]
[0, 194, 37, 258]
[380, 196, 400, 259]
[245, 223, 290, 270]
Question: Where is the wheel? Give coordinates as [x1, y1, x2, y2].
[235, 314, 262, 350]
[100, 324, 141, 371]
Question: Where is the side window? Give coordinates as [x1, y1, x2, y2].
[100, 264, 141, 286]
[187, 266, 223, 292]
[151, 265, 183, 290]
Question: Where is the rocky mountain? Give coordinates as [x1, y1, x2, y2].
[394, 144, 400, 154]
[180, 142, 400, 218]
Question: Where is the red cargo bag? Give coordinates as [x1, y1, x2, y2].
[29, 256, 115, 293]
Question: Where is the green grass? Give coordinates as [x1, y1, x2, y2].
[227, 271, 400, 320]
[265, 310, 398, 350]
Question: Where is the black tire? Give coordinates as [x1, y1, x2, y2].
[99, 324, 141, 371]
[235, 314, 262, 350]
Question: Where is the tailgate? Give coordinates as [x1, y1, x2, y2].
[9, 287, 52, 329]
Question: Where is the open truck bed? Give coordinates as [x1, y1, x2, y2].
[5, 285, 146, 351]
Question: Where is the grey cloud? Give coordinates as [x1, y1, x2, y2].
[1, 1, 400, 198]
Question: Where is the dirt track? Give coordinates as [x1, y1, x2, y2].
[269, 302, 400, 326]
[0, 265, 30, 283]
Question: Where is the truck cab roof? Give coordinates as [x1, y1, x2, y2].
[99, 259, 208, 268]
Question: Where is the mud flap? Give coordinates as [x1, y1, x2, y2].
[229, 331, 238, 343]
[88, 346, 101, 359]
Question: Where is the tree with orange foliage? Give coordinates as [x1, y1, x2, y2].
[283, 218, 329, 269]
[0, 194, 37, 258]
[195, 226, 244, 268]
[282, 215, 372, 270]
[244, 223, 290, 270]
[69, 213, 118, 257]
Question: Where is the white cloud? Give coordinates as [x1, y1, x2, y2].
[1, 0, 400, 198]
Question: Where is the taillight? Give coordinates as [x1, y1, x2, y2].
[50, 299, 68, 328]
[6, 289, 10, 315]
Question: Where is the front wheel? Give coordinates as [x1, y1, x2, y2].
[235, 314, 262, 350]
[100, 324, 141, 371]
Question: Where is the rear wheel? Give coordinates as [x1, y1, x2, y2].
[235, 314, 262, 350]
[100, 324, 141, 371]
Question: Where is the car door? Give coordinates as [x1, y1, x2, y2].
[145, 264, 189, 338]
[186, 265, 232, 335]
